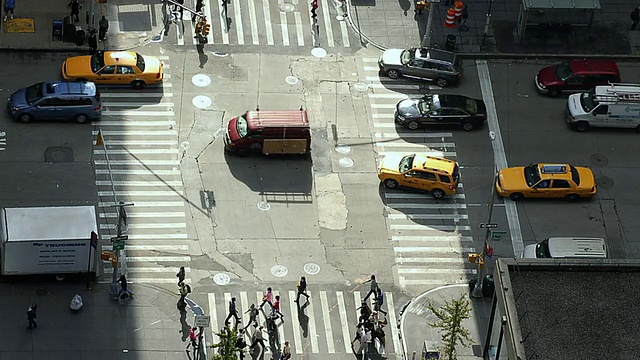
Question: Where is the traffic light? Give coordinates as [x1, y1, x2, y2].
[467, 253, 484, 269]
[195, 19, 203, 34]
[202, 22, 211, 36]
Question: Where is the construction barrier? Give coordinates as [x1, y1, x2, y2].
[444, 7, 456, 28]
[454, 0, 464, 20]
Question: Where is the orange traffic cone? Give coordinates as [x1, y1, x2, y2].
[444, 7, 456, 28]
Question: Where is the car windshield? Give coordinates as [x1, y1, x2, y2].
[579, 90, 598, 113]
[554, 60, 573, 81]
[418, 95, 440, 114]
[524, 164, 541, 187]
[25, 83, 43, 105]
[399, 154, 416, 173]
[236, 115, 249, 138]
[90, 53, 106, 73]
[570, 165, 580, 186]
[535, 240, 552, 258]
[135, 53, 145, 72]
[400, 49, 414, 65]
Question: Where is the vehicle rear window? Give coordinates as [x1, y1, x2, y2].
[236, 115, 249, 138]
[524, 164, 541, 187]
[438, 174, 451, 183]
[535, 240, 552, 258]
[135, 53, 145, 72]
[25, 83, 43, 105]
[452, 164, 460, 182]
[454, 58, 463, 71]
[569, 165, 580, 186]
[91, 53, 106, 73]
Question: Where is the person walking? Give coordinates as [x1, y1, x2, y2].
[459, 4, 469, 31]
[281, 340, 291, 360]
[3, 0, 14, 21]
[374, 287, 387, 316]
[236, 330, 248, 360]
[295, 276, 310, 303]
[27, 304, 37, 330]
[362, 274, 378, 302]
[243, 303, 259, 330]
[68, 0, 81, 23]
[259, 287, 274, 310]
[116, 274, 133, 300]
[632, 7, 640, 30]
[178, 282, 190, 310]
[224, 297, 242, 328]
[272, 295, 284, 323]
[176, 266, 185, 286]
[173, 0, 185, 19]
[98, 15, 109, 41]
[186, 327, 198, 350]
[250, 325, 266, 350]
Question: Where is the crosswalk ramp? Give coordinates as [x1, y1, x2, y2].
[92, 56, 190, 285]
[204, 290, 401, 355]
[361, 57, 476, 289]
[168, 0, 354, 49]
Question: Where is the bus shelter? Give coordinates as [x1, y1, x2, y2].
[515, 0, 601, 42]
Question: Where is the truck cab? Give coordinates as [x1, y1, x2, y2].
[566, 83, 640, 132]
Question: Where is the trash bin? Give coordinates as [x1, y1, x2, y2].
[63, 17, 76, 42]
[52, 19, 63, 41]
[75, 29, 86, 46]
[482, 274, 495, 297]
[445, 34, 456, 51]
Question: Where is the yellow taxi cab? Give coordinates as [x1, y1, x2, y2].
[62, 51, 163, 89]
[377, 153, 460, 199]
[496, 163, 597, 201]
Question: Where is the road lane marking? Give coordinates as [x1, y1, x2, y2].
[247, 0, 259, 44]
[320, 0, 334, 47]
[394, 246, 475, 253]
[233, 0, 244, 44]
[336, 291, 352, 353]
[100, 223, 186, 229]
[262, 0, 274, 45]
[319, 291, 335, 353]
[339, 20, 350, 47]
[280, 12, 290, 46]
[391, 236, 473, 242]
[100, 212, 186, 218]
[306, 295, 319, 352]
[288, 290, 303, 354]
[294, 12, 304, 46]
[209, 293, 219, 341]
[386, 293, 401, 353]
[99, 201, 184, 207]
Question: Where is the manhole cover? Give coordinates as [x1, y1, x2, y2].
[339, 157, 354, 168]
[212, 51, 230, 57]
[311, 47, 327, 58]
[192, 95, 212, 108]
[304, 263, 320, 275]
[192, 74, 211, 87]
[354, 82, 369, 92]
[213, 273, 231, 285]
[271, 265, 288, 277]
[36, 288, 48, 296]
[280, 3, 295, 12]
[336, 144, 352, 154]
[51, 150, 67, 161]
[596, 176, 614, 189]
[257, 201, 271, 211]
[181, 141, 191, 150]
[285, 76, 299, 85]
[44, 146, 74, 163]
[590, 154, 608, 166]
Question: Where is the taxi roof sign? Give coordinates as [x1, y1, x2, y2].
[540, 164, 567, 174]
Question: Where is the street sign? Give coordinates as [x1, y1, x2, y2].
[480, 223, 498, 229]
[491, 230, 508, 240]
[112, 241, 125, 251]
[110, 235, 128, 241]
[195, 315, 211, 327]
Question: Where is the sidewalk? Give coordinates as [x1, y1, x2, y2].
[345, 0, 640, 56]
[0, 0, 165, 51]
[399, 284, 492, 360]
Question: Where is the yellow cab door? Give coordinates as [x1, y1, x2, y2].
[96, 65, 116, 84]
[549, 179, 572, 198]
[529, 179, 554, 198]
[115, 65, 137, 85]
[402, 170, 437, 191]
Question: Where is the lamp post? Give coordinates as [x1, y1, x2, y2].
[421, 0, 441, 47]
[481, 0, 494, 48]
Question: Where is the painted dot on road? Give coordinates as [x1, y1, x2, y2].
[212, 51, 229, 57]
[214, 273, 231, 285]
[339, 157, 354, 168]
[354, 82, 369, 92]
[192, 95, 212, 109]
[335, 144, 351, 154]
[271, 265, 289, 277]
[280, 3, 296, 12]
[192, 74, 211, 87]
[336, 15, 345, 21]
[285, 76, 299, 85]
[311, 47, 327, 58]
[257, 201, 271, 211]
[181, 141, 190, 150]
[304, 263, 320, 275]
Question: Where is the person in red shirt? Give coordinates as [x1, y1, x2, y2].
[272, 295, 284, 323]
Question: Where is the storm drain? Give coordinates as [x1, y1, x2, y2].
[44, 147, 74, 163]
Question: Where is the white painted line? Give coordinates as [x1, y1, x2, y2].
[99, 201, 184, 207]
[247, 0, 259, 44]
[368, 83, 420, 90]
[386, 204, 466, 210]
[339, 20, 350, 47]
[319, 291, 335, 353]
[94, 169, 180, 175]
[233, 0, 244, 44]
[374, 132, 454, 139]
[378, 151, 451, 158]
[383, 192, 465, 200]
[101, 234, 188, 240]
[371, 103, 398, 109]
[203, 0, 214, 44]
[336, 291, 352, 353]
[224, 292, 232, 326]
[387, 214, 469, 220]
[102, 244, 188, 251]
[477, 60, 523, 257]
[353, 291, 362, 319]
[209, 293, 219, 341]
[273, 291, 286, 346]
[394, 246, 476, 253]
[399, 277, 469, 285]
[255, 292, 267, 325]
[122, 256, 191, 262]
[92, 120, 174, 127]
[280, 12, 290, 46]
[217, 0, 229, 44]
[240, 292, 251, 342]
[95, 140, 176, 146]
[306, 295, 319, 353]
[91, 130, 176, 136]
[102, 102, 174, 108]
[94, 149, 179, 155]
[320, 0, 334, 47]
[362, 57, 378, 62]
[102, 110, 175, 116]
[398, 268, 476, 275]
[391, 224, 471, 231]
[101, 92, 173, 98]
[94, 160, 180, 166]
[294, 12, 303, 46]
[158, 56, 170, 60]
[99, 212, 186, 218]
[368, 93, 408, 99]
[391, 236, 473, 242]
[395, 257, 467, 263]
[95, 180, 183, 187]
[288, 290, 303, 354]
[262, 0, 274, 45]
[103, 266, 189, 272]
[120, 277, 189, 284]
[177, 21, 185, 45]
[386, 293, 401, 354]
[99, 223, 186, 230]
[363, 66, 379, 71]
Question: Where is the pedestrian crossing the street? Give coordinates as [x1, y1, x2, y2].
[205, 289, 401, 355]
[165, 0, 354, 50]
[92, 56, 190, 285]
[361, 57, 477, 289]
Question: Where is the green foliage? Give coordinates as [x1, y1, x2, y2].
[210, 327, 243, 360]
[426, 294, 474, 360]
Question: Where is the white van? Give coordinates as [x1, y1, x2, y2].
[521, 237, 607, 259]
[566, 83, 640, 132]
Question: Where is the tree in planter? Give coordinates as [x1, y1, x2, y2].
[210, 326, 243, 360]
[426, 294, 474, 360]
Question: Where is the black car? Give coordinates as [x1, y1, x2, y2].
[394, 94, 487, 131]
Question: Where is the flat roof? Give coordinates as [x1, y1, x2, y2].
[523, 0, 601, 9]
[4, 206, 97, 242]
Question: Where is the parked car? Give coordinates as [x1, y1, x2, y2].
[534, 59, 620, 97]
[377, 153, 460, 199]
[394, 94, 486, 131]
[378, 47, 463, 87]
[495, 163, 597, 201]
[62, 51, 163, 89]
[7, 81, 101, 123]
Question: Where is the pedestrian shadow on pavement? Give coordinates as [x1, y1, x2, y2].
[179, 309, 191, 342]
[197, 44, 208, 69]
[398, 0, 412, 16]
[296, 301, 310, 338]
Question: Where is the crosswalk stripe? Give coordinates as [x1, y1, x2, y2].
[384, 193, 465, 200]
[96, 180, 182, 187]
[386, 293, 401, 353]
[114, 277, 184, 284]
[99, 201, 184, 207]
[224, 292, 233, 325]
[233, 0, 245, 44]
[94, 160, 180, 166]
[274, 291, 286, 347]
[100, 212, 186, 218]
[203, 0, 216, 44]
[368, 93, 408, 99]
[399, 277, 469, 285]
[262, 0, 274, 45]
[391, 224, 471, 231]
[288, 290, 303, 354]
[394, 246, 476, 253]
[280, 13, 290, 46]
[363, 57, 378, 62]
[94, 149, 179, 155]
[388, 213, 468, 220]
[122, 255, 191, 262]
[294, 12, 304, 46]
[102, 101, 174, 107]
[103, 110, 175, 116]
[101, 92, 173, 98]
[336, 291, 352, 353]
[240, 292, 251, 342]
[102, 244, 188, 251]
[177, 22, 185, 45]
[92, 130, 176, 136]
[97, 140, 176, 146]
[386, 203, 467, 210]
[339, 20, 350, 47]
[306, 296, 320, 352]
[391, 236, 473, 242]
[395, 257, 468, 263]
[93, 120, 174, 127]
[95, 169, 180, 175]
[321, 0, 334, 47]
[368, 83, 420, 90]
[247, 0, 259, 44]
[103, 266, 188, 272]
[371, 103, 398, 109]
[97, 190, 183, 197]
[209, 293, 219, 341]
[100, 223, 186, 230]
[319, 291, 335, 353]
[102, 233, 188, 240]
[398, 268, 476, 274]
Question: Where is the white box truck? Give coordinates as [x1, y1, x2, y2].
[0, 206, 99, 275]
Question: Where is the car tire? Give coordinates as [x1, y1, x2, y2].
[407, 121, 419, 130]
[462, 122, 474, 131]
[19, 114, 31, 123]
[436, 78, 449, 87]
[387, 70, 400, 79]
[574, 122, 589, 132]
[76, 114, 88, 124]
[565, 194, 580, 201]
[131, 80, 146, 90]
[77, 78, 88, 83]
[547, 88, 559, 97]
[431, 189, 445, 199]
[383, 179, 399, 189]
[509, 193, 524, 201]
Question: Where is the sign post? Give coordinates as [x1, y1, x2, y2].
[87, 231, 99, 289]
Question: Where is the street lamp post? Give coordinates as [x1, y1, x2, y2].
[421, 0, 441, 47]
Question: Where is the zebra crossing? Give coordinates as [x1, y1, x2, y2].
[205, 289, 401, 355]
[361, 57, 477, 289]
[168, 0, 354, 49]
[92, 56, 190, 285]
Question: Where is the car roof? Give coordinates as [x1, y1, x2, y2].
[414, 154, 457, 173]
[535, 163, 574, 180]
[570, 59, 619, 74]
[104, 51, 138, 66]
[415, 47, 456, 64]
[45, 81, 97, 96]
[436, 94, 471, 107]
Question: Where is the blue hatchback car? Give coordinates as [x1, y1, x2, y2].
[7, 81, 101, 123]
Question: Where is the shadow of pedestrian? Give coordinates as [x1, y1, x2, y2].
[196, 44, 208, 68]
[179, 309, 190, 342]
[296, 301, 309, 338]
[398, 0, 411, 16]
[415, 9, 427, 44]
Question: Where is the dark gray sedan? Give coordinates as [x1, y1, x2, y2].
[378, 47, 463, 87]
[394, 94, 487, 131]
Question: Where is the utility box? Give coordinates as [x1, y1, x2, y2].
[52, 19, 63, 41]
